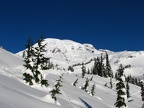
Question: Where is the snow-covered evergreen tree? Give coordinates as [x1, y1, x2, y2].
[49, 74, 63, 102]
[100, 53, 105, 77]
[126, 81, 131, 102]
[140, 80, 144, 101]
[23, 37, 35, 86]
[90, 83, 96, 96]
[92, 58, 98, 75]
[23, 36, 50, 87]
[81, 78, 89, 92]
[33, 36, 50, 87]
[105, 52, 113, 88]
[81, 63, 86, 78]
[93, 54, 105, 77]
[114, 64, 127, 108]
[105, 52, 113, 78]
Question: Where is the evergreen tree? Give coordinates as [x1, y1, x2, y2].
[23, 36, 50, 87]
[110, 77, 113, 89]
[105, 52, 113, 77]
[91, 83, 96, 96]
[72, 78, 79, 86]
[99, 54, 105, 77]
[90, 76, 93, 81]
[33, 36, 50, 87]
[82, 78, 89, 92]
[81, 63, 86, 78]
[114, 64, 127, 108]
[105, 52, 113, 88]
[92, 58, 98, 75]
[115, 72, 118, 80]
[140, 80, 144, 101]
[23, 37, 35, 86]
[49, 74, 63, 102]
[126, 81, 131, 101]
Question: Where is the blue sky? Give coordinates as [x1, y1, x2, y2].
[0, 0, 144, 53]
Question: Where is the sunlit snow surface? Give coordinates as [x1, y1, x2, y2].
[0, 38, 144, 108]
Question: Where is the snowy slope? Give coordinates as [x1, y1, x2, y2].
[0, 39, 143, 108]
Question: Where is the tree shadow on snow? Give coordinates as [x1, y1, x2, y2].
[79, 98, 92, 108]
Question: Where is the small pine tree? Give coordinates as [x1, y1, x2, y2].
[91, 83, 96, 96]
[100, 53, 105, 77]
[114, 64, 127, 108]
[82, 78, 89, 92]
[33, 36, 50, 87]
[81, 63, 86, 78]
[126, 81, 131, 98]
[72, 78, 79, 86]
[105, 52, 113, 88]
[110, 77, 113, 89]
[115, 72, 118, 80]
[92, 58, 98, 75]
[105, 52, 113, 78]
[140, 80, 144, 101]
[90, 76, 93, 81]
[23, 37, 35, 86]
[49, 74, 63, 102]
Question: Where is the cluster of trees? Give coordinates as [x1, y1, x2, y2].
[23, 37, 143, 107]
[23, 36, 50, 87]
[72, 76, 96, 97]
[81, 52, 113, 89]
[91, 53, 113, 79]
[23, 37, 63, 103]
[126, 75, 141, 86]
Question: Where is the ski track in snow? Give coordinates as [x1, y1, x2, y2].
[0, 98, 17, 108]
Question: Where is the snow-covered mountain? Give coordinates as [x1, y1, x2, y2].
[17, 38, 144, 77]
[0, 38, 143, 108]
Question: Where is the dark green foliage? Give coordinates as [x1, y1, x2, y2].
[110, 77, 113, 89]
[82, 78, 89, 92]
[100, 54, 106, 77]
[92, 54, 106, 77]
[124, 64, 131, 69]
[49, 74, 63, 102]
[92, 58, 98, 75]
[91, 83, 96, 96]
[23, 73, 33, 85]
[126, 74, 141, 86]
[97, 57, 103, 77]
[105, 52, 113, 78]
[114, 64, 127, 108]
[89, 76, 93, 81]
[126, 81, 131, 100]
[140, 80, 144, 101]
[41, 79, 49, 87]
[81, 63, 86, 78]
[105, 52, 113, 88]
[32, 36, 50, 86]
[68, 66, 74, 72]
[72, 78, 79, 86]
[23, 36, 50, 87]
[23, 37, 35, 85]
[115, 72, 118, 80]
